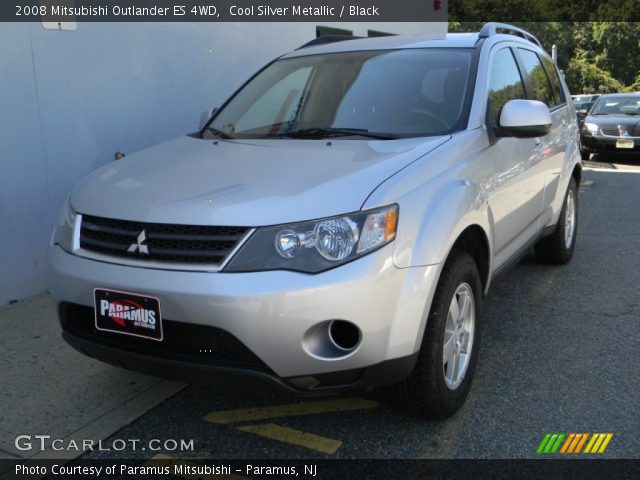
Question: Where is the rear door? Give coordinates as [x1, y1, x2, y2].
[515, 48, 570, 229]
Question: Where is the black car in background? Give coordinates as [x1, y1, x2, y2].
[572, 94, 601, 103]
[579, 93, 640, 160]
[572, 94, 600, 127]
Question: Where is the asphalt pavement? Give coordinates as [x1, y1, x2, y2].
[0, 296, 185, 463]
[78, 156, 640, 461]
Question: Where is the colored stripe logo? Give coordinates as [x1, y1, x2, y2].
[537, 433, 613, 454]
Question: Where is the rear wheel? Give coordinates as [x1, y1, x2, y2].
[535, 177, 578, 264]
[394, 251, 483, 418]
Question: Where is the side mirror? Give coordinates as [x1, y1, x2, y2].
[579, 108, 589, 115]
[497, 99, 552, 138]
[199, 107, 218, 130]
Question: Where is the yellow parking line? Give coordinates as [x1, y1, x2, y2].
[146, 454, 246, 479]
[204, 397, 379, 424]
[147, 453, 172, 461]
[237, 423, 343, 454]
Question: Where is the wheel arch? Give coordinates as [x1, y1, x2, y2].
[572, 162, 582, 185]
[448, 225, 491, 296]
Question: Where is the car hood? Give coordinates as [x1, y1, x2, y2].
[72, 135, 449, 226]
[585, 115, 640, 132]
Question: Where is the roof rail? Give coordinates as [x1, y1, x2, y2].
[478, 22, 542, 48]
[297, 35, 362, 50]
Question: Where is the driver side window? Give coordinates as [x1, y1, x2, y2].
[234, 67, 313, 133]
[487, 48, 526, 127]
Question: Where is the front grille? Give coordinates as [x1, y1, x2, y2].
[600, 125, 640, 137]
[80, 215, 249, 265]
[600, 126, 622, 136]
[60, 303, 272, 372]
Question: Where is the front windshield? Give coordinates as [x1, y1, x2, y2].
[204, 48, 473, 139]
[591, 96, 640, 115]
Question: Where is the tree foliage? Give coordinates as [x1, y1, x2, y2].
[564, 57, 625, 93]
[449, 22, 640, 94]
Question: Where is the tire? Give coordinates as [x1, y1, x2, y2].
[394, 251, 483, 418]
[535, 177, 578, 265]
[580, 149, 590, 161]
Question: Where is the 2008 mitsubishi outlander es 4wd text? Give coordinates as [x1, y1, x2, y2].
[49, 23, 582, 418]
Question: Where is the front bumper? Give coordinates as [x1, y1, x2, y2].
[62, 330, 419, 393]
[49, 244, 440, 391]
[580, 133, 640, 154]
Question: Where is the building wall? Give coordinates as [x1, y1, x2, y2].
[0, 22, 443, 307]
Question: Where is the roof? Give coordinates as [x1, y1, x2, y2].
[598, 93, 640, 98]
[282, 33, 481, 58]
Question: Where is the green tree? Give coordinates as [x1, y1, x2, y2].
[584, 23, 640, 85]
[448, 22, 640, 94]
[564, 57, 624, 93]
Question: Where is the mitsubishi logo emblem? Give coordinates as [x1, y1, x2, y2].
[127, 230, 149, 255]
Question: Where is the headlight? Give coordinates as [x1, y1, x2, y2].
[583, 122, 598, 135]
[225, 204, 398, 273]
[52, 201, 78, 252]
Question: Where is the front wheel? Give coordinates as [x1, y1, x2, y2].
[394, 251, 483, 418]
[580, 149, 590, 161]
[535, 177, 578, 264]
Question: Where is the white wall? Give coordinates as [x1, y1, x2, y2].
[0, 22, 443, 307]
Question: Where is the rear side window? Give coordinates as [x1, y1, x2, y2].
[517, 48, 555, 107]
[487, 48, 526, 126]
[540, 55, 565, 106]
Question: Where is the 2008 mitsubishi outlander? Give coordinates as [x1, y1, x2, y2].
[49, 23, 581, 417]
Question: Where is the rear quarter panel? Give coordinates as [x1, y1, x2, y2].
[543, 77, 582, 228]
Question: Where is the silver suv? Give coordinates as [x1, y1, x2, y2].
[49, 23, 581, 417]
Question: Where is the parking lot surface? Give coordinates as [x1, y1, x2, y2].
[79, 156, 640, 461]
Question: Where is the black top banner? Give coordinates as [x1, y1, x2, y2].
[3, 0, 640, 22]
[6, 0, 447, 22]
[449, 0, 640, 21]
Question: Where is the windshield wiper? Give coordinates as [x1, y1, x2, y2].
[205, 127, 235, 139]
[278, 127, 398, 140]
